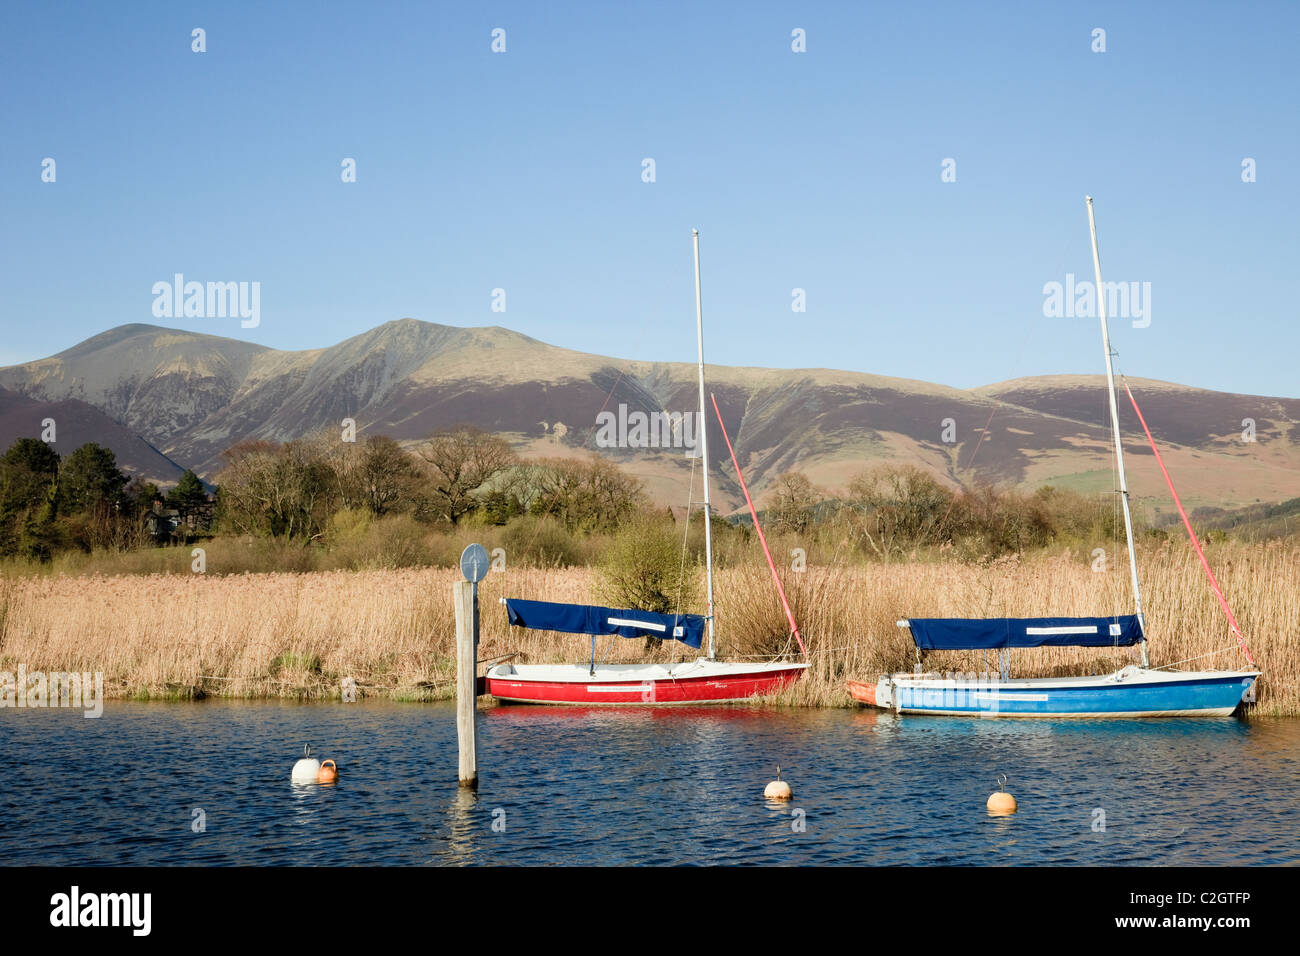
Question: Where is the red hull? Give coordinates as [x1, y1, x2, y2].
[486, 665, 805, 705]
[846, 679, 878, 706]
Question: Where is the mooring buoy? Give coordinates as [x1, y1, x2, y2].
[987, 773, 1017, 815]
[764, 765, 792, 801]
[317, 759, 339, 784]
[291, 744, 321, 783]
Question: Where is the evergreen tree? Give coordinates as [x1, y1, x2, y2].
[0, 438, 60, 558]
[165, 470, 209, 525]
[59, 443, 128, 514]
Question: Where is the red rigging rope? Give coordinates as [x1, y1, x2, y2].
[710, 393, 807, 657]
[1123, 382, 1256, 667]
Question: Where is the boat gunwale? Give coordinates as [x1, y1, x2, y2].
[878, 667, 1260, 691]
[487, 659, 808, 685]
[884, 707, 1243, 718]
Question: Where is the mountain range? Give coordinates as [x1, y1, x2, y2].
[1, 320, 1296, 516]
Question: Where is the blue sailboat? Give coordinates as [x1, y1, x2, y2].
[850, 615, 1259, 717]
[849, 197, 1261, 718]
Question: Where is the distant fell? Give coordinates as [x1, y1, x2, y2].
[1, 320, 1296, 512]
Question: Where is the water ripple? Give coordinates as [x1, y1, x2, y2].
[1, 701, 1295, 865]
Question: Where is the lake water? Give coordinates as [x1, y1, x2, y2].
[2, 701, 1296, 865]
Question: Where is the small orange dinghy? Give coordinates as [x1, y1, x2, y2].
[846, 680, 877, 707]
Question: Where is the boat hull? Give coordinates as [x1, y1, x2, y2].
[485, 660, 807, 705]
[853, 666, 1259, 718]
[846, 679, 877, 706]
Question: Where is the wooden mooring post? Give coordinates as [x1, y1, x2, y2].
[454, 579, 478, 788]
[455, 544, 488, 789]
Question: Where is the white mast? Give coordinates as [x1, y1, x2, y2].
[1086, 196, 1150, 667]
[692, 229, 716, 660]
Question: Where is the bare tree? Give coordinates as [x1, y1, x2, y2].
[845, 464, 954, 559]
[321, 432, 420, 516]
[214, 440, 280, 537]
[415, 426, 516, 524]
[357, 435, 420, 516]
[524, 455, 644, 533]
[766, 471, 822, 535]
[215, 438, 335, 541]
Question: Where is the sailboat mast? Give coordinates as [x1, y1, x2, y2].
[692, 229, 717, 661]
[1085, 196, 1150, 667]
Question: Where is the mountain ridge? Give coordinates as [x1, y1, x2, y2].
[1, 320, 1295, 514]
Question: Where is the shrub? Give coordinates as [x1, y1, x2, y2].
[595, 515, 698, 615]
[501, 516, 585, 568]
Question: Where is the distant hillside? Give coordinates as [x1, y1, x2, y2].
[0, 387, 187, 485]
[1, 320, 1297, 514]
[1174, 497, 1300, 540]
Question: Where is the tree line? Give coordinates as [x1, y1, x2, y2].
[763, 463, 1127, 557]
[214, 428, 1134, 559]
[212, 427, 644, 542]
[3, 424, 1138, 565]
[0, 438, 209, 560]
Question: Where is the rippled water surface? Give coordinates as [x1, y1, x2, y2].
[2, 701, 1296, 865]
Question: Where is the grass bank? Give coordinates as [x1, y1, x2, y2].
[1, 539, 1293, 714]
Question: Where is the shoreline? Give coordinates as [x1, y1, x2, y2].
[2, 546, 1293, 715]
[5, 691, 1287, 721]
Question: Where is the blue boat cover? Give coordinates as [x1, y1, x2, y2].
[905, 615, 1143, 650]
[505, 598, 705, 649]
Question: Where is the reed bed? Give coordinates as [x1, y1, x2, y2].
[1, 540, 1295, 714]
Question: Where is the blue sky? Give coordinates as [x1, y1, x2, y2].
[2, 1, 1297, 396]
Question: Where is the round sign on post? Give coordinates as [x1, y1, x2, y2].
[460, 543, 490, 584]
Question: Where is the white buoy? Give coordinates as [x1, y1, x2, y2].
[764, 765, 792, 801]
[292, 743, 321, 783]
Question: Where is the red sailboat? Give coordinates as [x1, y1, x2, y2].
[485, 230, 808, 705]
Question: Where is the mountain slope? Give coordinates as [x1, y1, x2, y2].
[1, 321, 1296, 514]
[0, 387, 187, 484]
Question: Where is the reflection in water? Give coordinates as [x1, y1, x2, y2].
[847, 708, 880, 732]
[289, 782, 318, 817]
[445, 788, 479, 866]
[0, 701, 1296, 866]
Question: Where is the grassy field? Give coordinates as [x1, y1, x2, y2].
[1, 538, 1294, 714]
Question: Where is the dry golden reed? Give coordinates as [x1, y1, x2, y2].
[1, 540, 1295, 714]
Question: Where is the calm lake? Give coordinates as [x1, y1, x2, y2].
[2, 701, 1296, 866]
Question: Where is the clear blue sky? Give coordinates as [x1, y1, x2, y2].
[2, 1, 1297, 396]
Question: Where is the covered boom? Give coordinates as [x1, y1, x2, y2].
[505, 598, 706, 650]
[903, 615, 1144, 651]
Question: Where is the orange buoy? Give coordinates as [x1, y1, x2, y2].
[317, 759, 339, 784]
[987, 774, 1016, 815]
[764, 765, 792, 801]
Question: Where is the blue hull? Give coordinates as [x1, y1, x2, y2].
[884, 668, 1259, 717]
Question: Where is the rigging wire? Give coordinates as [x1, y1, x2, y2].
[675, 453, 698, 618]
[1109, 346, 1124, 662]
[711, 393, 807, 656]
[1122, 375, 1257, 667]
[1098, 346, 1148, 664]
[669, 452, 699, 667]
